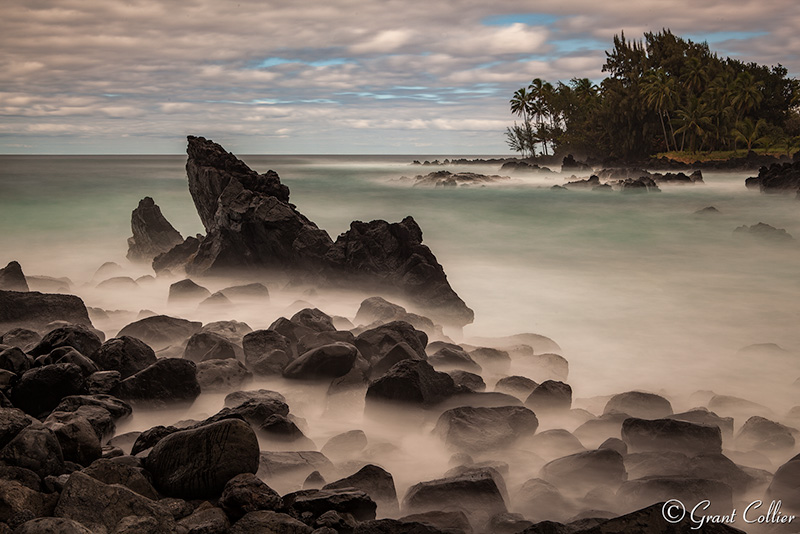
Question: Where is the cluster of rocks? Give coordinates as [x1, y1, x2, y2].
[1, 273, 799, 533]
[399, 171, 512, 188]
[133, 137, 473, 328]
[733, 223, 796, 244]
[557, 168, 703, 193]
[745, 158, 800, 198]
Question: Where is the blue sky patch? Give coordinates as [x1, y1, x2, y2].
[482, 13, 560, 26]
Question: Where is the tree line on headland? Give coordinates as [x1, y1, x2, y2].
[506, 30, 800, 160]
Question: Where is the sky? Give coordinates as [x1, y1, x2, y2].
[1, 0, 798, 155]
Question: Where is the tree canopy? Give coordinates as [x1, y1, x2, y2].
[506, 29, 800, 159]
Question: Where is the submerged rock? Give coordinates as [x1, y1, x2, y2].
[434, 405, 538, 453]
[116, 315, 202, 351]
[603, 391, 673, 419]
[621, 417, 722, 455]
[126, 196, 184, 262]
[366, 360, 457, 407]
[91, 336, 157, 379]
[734, 222, 795, 243]
[0, 291, 92, 333]
[112, 358, 201, 407]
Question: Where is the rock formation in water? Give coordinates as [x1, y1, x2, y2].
[408, 171, 510, 187]
[172, 136, 473, 327]
[745, 158, 800, 194]
[0, 261, 29, 292]
[126, 197, 184, 262]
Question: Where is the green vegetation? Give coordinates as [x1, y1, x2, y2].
[506, 30, 800, 160]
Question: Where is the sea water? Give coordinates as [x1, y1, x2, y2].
[1, 154, 798, 494]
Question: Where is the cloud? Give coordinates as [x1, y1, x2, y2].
[0, 0, 797, 153]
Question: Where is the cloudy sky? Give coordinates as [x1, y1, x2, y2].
[1, 0, 798, 154]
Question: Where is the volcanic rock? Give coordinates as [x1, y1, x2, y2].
[112, 358, 200, 407]
[183, 136, 472, 326]
[146, 418, 260, 499]
[603, 391, 673, 419]
[0, 262, 28, 292]
[168, 279, 211, 303]
[10, 363, 85, 418]
[196, 359, 252, 391]
[525, 380, 572, 412]
[184, 331, 237, 362]
[434, 405, 538, 453]
[229, 510, 313, 534]
[366, 360, 457, 407]
[153, 235, 202, 273]
[116, 315, 202, 351]
[539, 449, 626, 490]
[621, 417, 722, 455]
[0, 328, 40, 352]
[283, 342, 359, 379]
[219, 473, 282, 521]
[126, 196, 184, 262]
[323, 464, 399, 516]
[91, 336, 157, 379]
[28, 325, 101, 359]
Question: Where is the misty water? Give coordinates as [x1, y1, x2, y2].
[1, 154, 799, 511]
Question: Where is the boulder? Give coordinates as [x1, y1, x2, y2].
[258, 414, 314, 447]
[10, 363, 85, 418]
[53, 394, 132, 423]
[0, 422, 65, 477]
[29, 325, 101, 360]
[468, 347, 511, 373]
[320, 430, 368, 459]
[621, 417, 723, 455]
[0, 262, 28, 292]
[355, 296, 408, 325]
[112, 358, 200, 407]
[257, 451, 334, 482]
[355, 321, 428, 363]
[511, 478, 573, 522]
[0, 328, 40, 352]
[434, 405, 538, 453]
[196, 359, 252, 391]
[42, 411, 102, 466]
[284, 487, 377, 522]
[91, 336, 157, 379]
[734, 222, 795, 243]
[219, 472, 282, 521]
[370, 342, 424, 379]
[667, 408, 733, 437]
[448, 370, 485, 392]
[242, 329, 293, 375]
[146, 418, 260, 499]
[219, 283, 270, 301]
[224, 388, 286, 408]
[213, 397, 290, 428]
[13, 518, 93, 534]
[603, 391, 673, 419]
[168, 279, 211, 303]
[0, 408, 34, 450]
[427, 347, 481, 373]
[767, 454, 800, 511]
[126, 196, 184, 262]
[177, 505, 230, 534]
[707, 394, 772, 418]
[752, 159, 800, 194]
[184, 331, 237, 362]
[0, 479, 46, 525]
[323, 464, 399, 517]
[0, 291, 92, 332]
[366, 360, 457, 407]
[48, 348, 98, 377]
[81, 457, 159, 499]
[0, 347, 31, 376]
[494, 376, 538, 399]
[54, 471, 175, 533]
[283, 342, 359, 379]
[525, 381, 572, 413]
[524, 429, 585, 460]
[297, 330, 356, 355]
[403, 469, 507, 526]
[735, 416, 796, 451]
[116, 314, 201, 351]
[229, 510, 312, 534]
[539, 449, 626, 490]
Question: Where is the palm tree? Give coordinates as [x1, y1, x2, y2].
[641, 68, 678, 151]
[681, 56, 708, 95]
[731, 118, 767, 152]
[674, 96, 714, 152]
[510, 88, 532, 123]
[731, 72, 764, 122]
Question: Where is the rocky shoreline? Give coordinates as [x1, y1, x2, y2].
[0, 138, 798, 534]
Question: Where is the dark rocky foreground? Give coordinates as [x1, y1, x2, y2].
[1, 268, 799, 533]
[148, 136, 473, 328]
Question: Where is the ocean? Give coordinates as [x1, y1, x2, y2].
[1, 154, 799, 495]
